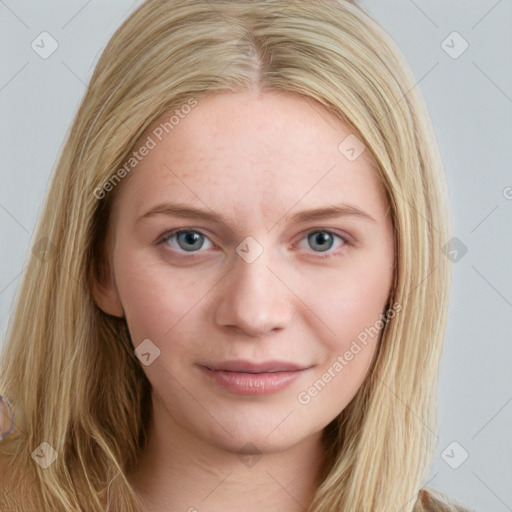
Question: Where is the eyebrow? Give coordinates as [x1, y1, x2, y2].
[137, 201, 377, 226]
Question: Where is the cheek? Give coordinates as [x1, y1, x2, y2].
[334, 277, 389, 343]
[295, 268, 391, 416]
[295, 253, 392, 412]
[303, 255, 392, 349]
[113, 251, 214, 345]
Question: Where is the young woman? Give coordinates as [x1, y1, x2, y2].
[0, 1, 478, 511]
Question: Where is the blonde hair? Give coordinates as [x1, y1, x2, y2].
[0, 1, 452, 510]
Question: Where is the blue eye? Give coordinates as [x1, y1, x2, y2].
[300, 230, 347, 258]
[307, 231, 335, 252]
[160, 229, 213, 252]
[158, 228, 348, 257]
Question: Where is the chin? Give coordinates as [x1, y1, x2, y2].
[201, 415, 312, 455]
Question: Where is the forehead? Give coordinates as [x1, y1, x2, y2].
[115, 90, 386, 224]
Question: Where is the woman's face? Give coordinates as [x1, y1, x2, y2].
[94, 90, 394, 453]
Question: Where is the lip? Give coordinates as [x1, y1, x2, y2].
[199, 360, 310, 395]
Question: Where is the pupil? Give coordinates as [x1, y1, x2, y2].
[178, 232, 203, 251]
[310, 231, 333, 252]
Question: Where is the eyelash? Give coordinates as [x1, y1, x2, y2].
[156, 228, 350, 260]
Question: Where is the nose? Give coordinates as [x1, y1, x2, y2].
[213, 247, 294, 337]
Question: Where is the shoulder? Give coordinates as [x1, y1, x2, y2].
[413, 486, 479, 512]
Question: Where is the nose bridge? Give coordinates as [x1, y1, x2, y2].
[214, 240, 293, 335]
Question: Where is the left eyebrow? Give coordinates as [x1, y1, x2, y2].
[136, 202, 377, 226]
[286, 204, 376, 224]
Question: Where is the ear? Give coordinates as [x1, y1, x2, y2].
[91, 261, 124, 318]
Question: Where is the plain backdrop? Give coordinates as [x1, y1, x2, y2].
[0, 1, 511, 510]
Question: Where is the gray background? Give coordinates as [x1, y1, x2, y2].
[1, 1, 511, 510]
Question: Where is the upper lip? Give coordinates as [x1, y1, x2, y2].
[203, 360, 308, 373]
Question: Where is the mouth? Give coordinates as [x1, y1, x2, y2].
[198, 360, 311, 395]
[203, 359, 309, 373]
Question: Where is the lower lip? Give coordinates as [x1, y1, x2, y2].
[199, 366, 305, 395]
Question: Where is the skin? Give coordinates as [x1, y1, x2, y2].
[93, 89, 395, 512]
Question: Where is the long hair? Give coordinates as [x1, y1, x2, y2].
[0, 1, 451, 510]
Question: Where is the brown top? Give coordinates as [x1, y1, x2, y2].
[413, 487, 479, 512]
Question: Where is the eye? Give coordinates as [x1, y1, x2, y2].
[157, 228, 349, 258]
[297, 230, 348, 258]
[158, 229, 214, 252]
